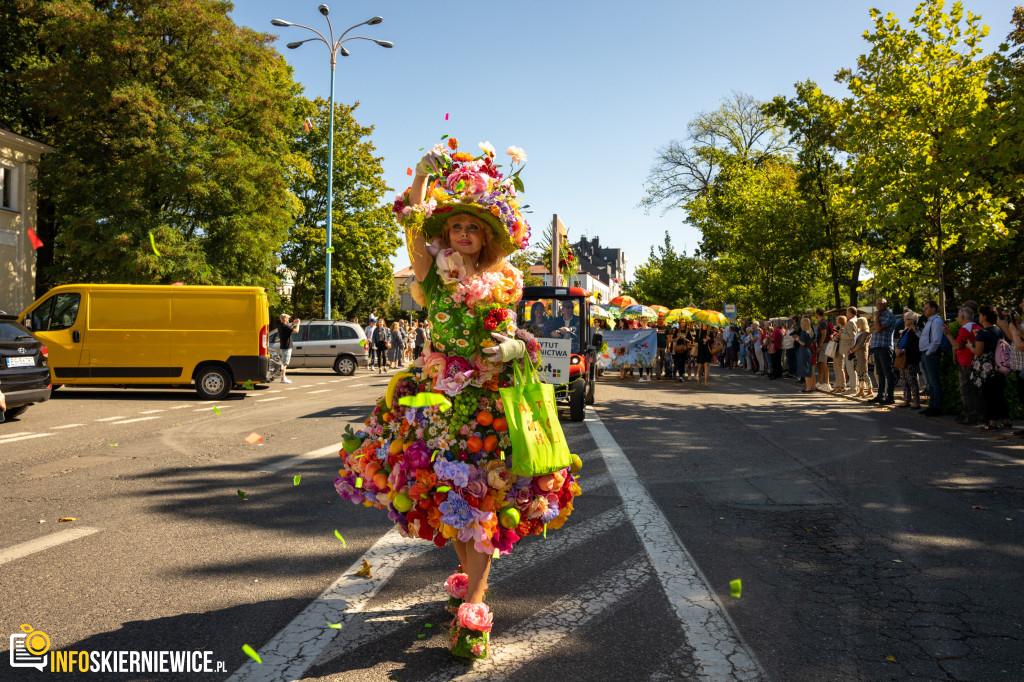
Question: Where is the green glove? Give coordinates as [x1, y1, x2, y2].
[482, 332, 526, 362]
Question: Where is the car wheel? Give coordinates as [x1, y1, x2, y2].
[195, 365, 232, 401]
[569, 380, 586, 422]
[334, 355, 356, 376]
[4, 405, 28, 419]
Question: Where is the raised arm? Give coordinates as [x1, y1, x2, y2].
[407, 172, 433, 282]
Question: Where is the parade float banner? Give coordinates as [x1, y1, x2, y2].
[597, 330, 657, 369]
[536, 337, 572, 384]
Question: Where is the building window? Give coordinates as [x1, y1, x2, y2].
[0, 165, 16, 211]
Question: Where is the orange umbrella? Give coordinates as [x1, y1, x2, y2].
[609, 295, 639, 308]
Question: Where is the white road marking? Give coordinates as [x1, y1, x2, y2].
[255, 442, 347, 474]
[315, 506, 629, 664]
[975, 450, 1024, 465]
[422, 560, 650, 682]
[50, 424, 84, 430]
[139, 409, 166, 414]
[264, 390, 281, 394]
[585, 408, 766, 681]
[226, 528, 435, 682]
[306, 389, 331, 394]
[844, 413, 875, 422]
[284, 387, 300, 390]
[256, 397, 287, 403]
[0, 527, 101, 567]
[0, 433, 55, 444]
[110, 416, 162, 425]
[0, 431, 32, 439]
[171, 405, 193, 410]
[749, 388, 766, 393]
[94, 416, 125, 422]
[893, 427, 939, 440]
[315, 382, 327, 385]
[195, 405, 231, 412]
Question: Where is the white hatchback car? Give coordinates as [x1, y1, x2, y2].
[269, 320, 368, 375]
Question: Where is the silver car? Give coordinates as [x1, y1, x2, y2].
[269, 320, 368, 375]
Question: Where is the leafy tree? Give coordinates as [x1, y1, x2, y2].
[765, 81, 868, 308]
[642, 91, 791, 216]
[624, 233, 709, 309]
[688, 159, 824, 318]
[6, 0, 304, 296]
[281, 97, 398, 320]
[835, 0, 1011, 316]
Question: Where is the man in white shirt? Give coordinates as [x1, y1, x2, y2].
[918, 300, 945, 416]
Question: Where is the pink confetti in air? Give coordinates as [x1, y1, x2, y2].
[444, 113, 449, 120]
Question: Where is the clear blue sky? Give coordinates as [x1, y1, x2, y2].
[229, 0, 1014, 279]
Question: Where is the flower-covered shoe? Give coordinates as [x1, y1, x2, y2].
[443, 571, 469, 616]
[449, 603, 492, 659]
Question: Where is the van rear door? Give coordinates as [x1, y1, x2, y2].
[25, 291, 84, 383]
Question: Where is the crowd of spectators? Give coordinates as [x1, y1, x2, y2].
[633, 298, 1024, 436]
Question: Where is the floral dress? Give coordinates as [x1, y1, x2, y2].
[334, 249, 581, 556]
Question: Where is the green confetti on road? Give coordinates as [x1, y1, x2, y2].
[424, 623, 433, 628]
[328, 622, 343, 629]
[334, 529, 346, 548]
[237, 490, 248, 500]
[109, 443, 118, 447]
[417, 634, 426, 639]
[730, 579, 742, 598]
[326, 246, 334, 253]
[436, 486, 451, 493]
[149, 231, 161, 256]
[493, 548, 499, 559]
[213, 405, 221, 416]
[355, 477, 363, 488]
[293, 475, 301, 485]
[243, 379, 255, 390]
[241, 644, 261, 664]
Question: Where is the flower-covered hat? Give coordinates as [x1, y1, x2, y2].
[393, 137, 531, 255]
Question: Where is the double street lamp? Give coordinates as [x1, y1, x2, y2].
[272, 5, 393, 319]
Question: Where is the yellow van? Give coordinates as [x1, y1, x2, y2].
[19, 284, 271, 400]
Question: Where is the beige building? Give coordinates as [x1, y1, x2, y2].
[0, 126, 53, 314]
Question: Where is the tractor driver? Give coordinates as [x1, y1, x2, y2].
[550, 300, 581, 353]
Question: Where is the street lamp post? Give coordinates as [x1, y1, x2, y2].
[272, 5, 393, 319]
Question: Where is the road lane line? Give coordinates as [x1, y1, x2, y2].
[843, 413, 875, 422]
[585, 408, 767, 681]
[893, 427, 939, 440]
[94, 416, 125, 422]
[255, 442, 347, 473]
[110, 416, 162, 425]
[0, 431, 32, 438]
[306, 389, 331, 394]
[194, 405, 231, 412]
[256, 397, 287, 403]
[50, 424, 84, 430]
[226, 528, 435, 682]
[0, 433, 55, 444]
[975, 450, 1024, 465]
[264, 390, 281, 394]
[171, 405, 193, 409]
[422, 560, 650, 682]
[0, 527, 101, 567]
[284, 387, 300, 390]
[315, 506, 628, 665]
[139, 409, 166, 414]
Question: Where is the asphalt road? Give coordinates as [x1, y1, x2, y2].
[1, 365, 1022, 681]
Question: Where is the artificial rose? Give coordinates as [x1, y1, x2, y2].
[434, 355, 474, 397]
[492, 278, 519, 305]
[446, 167, 491, 197]
[444, 572, 469, 600]
[513, 487, 533, 508]
[422, 352, 447, 380]
[457, 603, 493, 633]
[527, 495, 549, 519]
[465, 480, 488, 499]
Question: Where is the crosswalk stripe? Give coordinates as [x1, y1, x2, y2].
[975, 449, 1024, 465]
[422, 560, 651, 682]
[306, 389, 331, 394]
[256, 397, 287, 403]
[111, 416, 162, 425]
[314, 506, 628, 664]
[50, 424, 84, 430]
[255, 442, 347, 474]
[893, 427, 939, 440]
[0, 433, 55, 444]
[585, 408, 766, 681]
[94, 416, 125, 422]
[139, 409, 166, 414]
[226, 528, 434, 682]
[0, 527, 101, 567]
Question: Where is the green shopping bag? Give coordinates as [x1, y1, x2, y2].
[499, 354, 572, 477]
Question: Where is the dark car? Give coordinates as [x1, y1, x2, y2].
[0, 314, 51, 419]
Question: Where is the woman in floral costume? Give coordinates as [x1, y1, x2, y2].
[334, 137, 580, 659]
